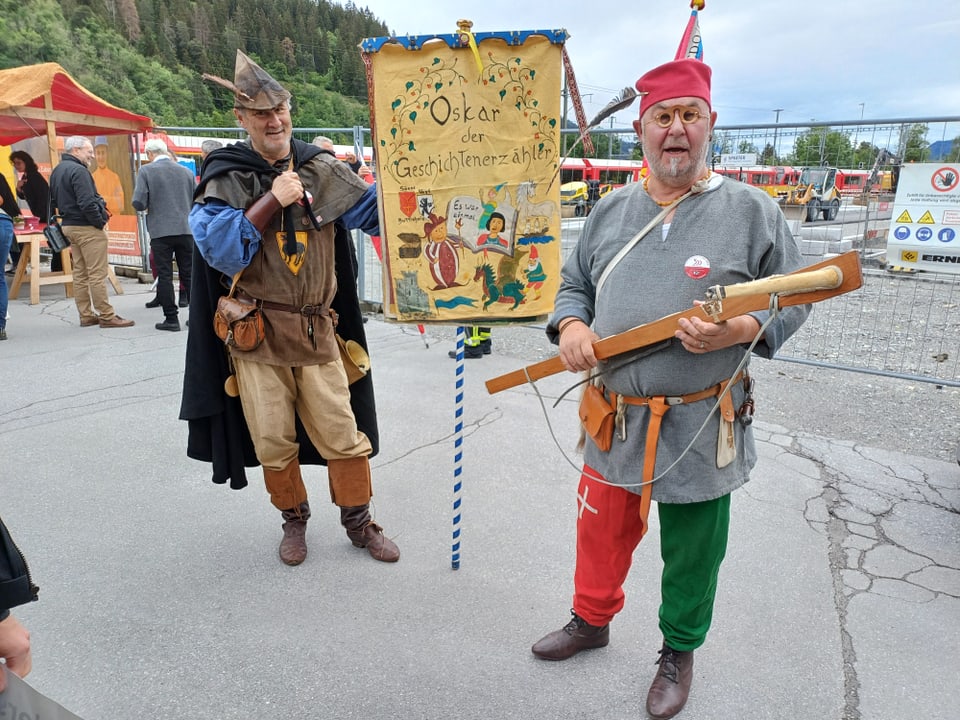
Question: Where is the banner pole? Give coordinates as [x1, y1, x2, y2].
[451, 325, 466, 569]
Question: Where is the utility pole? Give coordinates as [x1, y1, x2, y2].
[772, 108, 783, 163]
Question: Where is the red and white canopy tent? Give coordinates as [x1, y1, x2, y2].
[0, 62, 153, 159]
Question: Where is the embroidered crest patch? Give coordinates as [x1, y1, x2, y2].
[276, 231, 308, 274]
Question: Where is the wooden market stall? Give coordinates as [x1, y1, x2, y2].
[0, 63, 154, 303]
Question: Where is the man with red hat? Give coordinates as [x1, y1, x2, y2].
[181, 50, 399, 567]
[530, 58, 810, 719]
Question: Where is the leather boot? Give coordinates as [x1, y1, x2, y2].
[531, 609, 609, 660]
[279, 501, 310, 566]
[645, 643, 694, 720]
[340, 505, 400, 562]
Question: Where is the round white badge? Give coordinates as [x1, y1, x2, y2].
[684, 255, 711, 280]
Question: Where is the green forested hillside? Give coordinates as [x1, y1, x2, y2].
[0, 0, 390, 128]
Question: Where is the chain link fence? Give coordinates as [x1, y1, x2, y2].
[158, 120, 960, 387]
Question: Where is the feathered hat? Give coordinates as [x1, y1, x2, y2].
[202, 50, 291, 110]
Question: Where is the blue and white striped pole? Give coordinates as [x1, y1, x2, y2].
[451, 325, 465, 569]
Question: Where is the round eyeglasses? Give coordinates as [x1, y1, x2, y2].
[646, 107, 707, 129]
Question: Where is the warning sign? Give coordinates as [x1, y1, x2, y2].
[931, 166, 960, 192]
[885, 163, 960, 275]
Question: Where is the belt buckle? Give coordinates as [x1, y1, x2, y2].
[300, 304, 316, 315]
[665, 396, 685, 406]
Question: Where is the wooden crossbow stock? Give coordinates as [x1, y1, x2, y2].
[485, 251, 863, 395]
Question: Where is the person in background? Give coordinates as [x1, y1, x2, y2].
[343, 150, 364, 175]
[50, 136, 134, 328]
[0, 514, 39, 691]
[183, 50, 398, 567]
[1, 174, 20, 272]
[90, 137, 125, 218]
[10, 151, 56, 271]
[200, 139, 223, 162]
[311, 135, 335, 153]
[132, 139, 196, 331]
[530, 59, 810, 720]
[448, 326, 492, 359]
[0, 206, 11, 339]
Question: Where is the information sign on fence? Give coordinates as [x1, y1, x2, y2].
[885, 163, 960, 274]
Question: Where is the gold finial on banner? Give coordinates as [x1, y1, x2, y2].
[457, 19, 485, 74]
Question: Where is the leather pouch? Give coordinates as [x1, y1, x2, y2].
[214, 295, 264, 351]
[716, 387, 737, 468]
[579, 383, 615, 452]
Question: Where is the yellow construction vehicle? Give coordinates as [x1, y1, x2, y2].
[779, 166, 843, 222]
[852, 149, 901, 206]
[560, 179, 612, 217]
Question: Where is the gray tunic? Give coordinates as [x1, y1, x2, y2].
[550, 176, 810, 503]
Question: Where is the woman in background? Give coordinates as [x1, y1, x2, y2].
[9, 151, 59, 272]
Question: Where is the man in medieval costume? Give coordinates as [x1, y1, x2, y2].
[180, 50, 399, 566]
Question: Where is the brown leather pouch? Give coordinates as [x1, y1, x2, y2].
[214, 295, 264, 351]
[579, 384, 615, 452]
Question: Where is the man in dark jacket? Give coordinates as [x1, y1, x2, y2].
[50, 136, 134, 328]
[0, 515, 38, 692]
[132, 139, 196, 331]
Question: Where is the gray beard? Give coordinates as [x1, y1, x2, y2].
[643, 139, 710, 186]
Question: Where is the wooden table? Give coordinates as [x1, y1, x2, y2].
[9, 227, 121, 305]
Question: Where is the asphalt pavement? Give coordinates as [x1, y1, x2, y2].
[1, 276, 958, 720]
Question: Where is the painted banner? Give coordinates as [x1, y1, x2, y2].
[362, 25, 567, 323]
[885, 163, 960, 275]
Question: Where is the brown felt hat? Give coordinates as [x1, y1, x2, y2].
[202, 50, 291, 110]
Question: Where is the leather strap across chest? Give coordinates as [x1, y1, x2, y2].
[606, 370, 745, 538]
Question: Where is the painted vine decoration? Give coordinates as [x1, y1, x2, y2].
[482, 52, 559, 162]
[381, 57, 467, 182]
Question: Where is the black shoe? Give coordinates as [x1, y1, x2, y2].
[531, 610, 610, 660]
[145, 296, 161, 308]
[448, 345, 484, 359]
[155, 319, 181, 332]
[178, 296, 190, 308]
[480, 338, 492, 355]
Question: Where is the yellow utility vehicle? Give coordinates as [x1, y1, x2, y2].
[780, 166, 843, 222]
[560, 179, 612, 217]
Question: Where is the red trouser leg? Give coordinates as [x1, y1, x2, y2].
[573, 465, 646, 627]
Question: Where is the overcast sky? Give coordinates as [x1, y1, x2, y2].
[355, 0, 960, 130]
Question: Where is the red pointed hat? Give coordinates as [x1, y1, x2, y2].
[635, 59, 711, 118]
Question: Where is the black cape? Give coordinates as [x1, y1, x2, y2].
[179, 139, 378, 490]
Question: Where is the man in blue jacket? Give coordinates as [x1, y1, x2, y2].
[50, 136, 134, 328]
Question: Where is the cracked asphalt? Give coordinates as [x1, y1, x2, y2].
[2, 279, 957, 719]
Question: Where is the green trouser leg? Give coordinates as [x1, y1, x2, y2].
[657, 494, 731, 652]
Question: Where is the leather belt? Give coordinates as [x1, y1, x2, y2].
[605, 370, 745, 539]
[236, 292, 328, 316]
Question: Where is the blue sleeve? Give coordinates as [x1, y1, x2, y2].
[189, 201, 262, 276]
[339, 184, 380, 236]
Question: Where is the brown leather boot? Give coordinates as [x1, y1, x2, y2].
[279, 501, 310, 566]
[645, 643, 694, 720]
[340, 505, 399, 562]
[531, 609, 609, 660]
